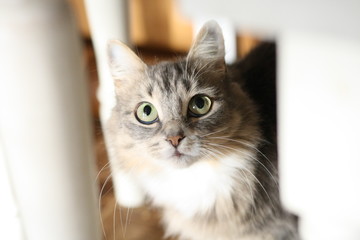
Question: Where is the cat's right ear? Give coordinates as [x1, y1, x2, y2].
[107, 40, 147, 83]
[186, 21, 225, 73]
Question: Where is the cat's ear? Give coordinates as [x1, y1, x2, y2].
[187, 21, 225, 70]
[107, 40, 147, 82]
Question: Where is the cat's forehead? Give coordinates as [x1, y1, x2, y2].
[132, 60, 219, 120]
[147, 61, 188, 94]
[146, 61, 219, 98]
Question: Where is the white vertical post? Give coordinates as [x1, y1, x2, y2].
[84, 0, 129, 123]
[278, 32, 360, 240]
[85, 0, 146, 207]
[0, 143, 23, 240]
[0, 1, 100, 240]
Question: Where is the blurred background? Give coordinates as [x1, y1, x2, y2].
[2, 1, 359, 240]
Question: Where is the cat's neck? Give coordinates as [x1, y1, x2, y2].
[139, 153, 255, 218]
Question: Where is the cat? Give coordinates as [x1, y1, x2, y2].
[105, 20, 299, 240]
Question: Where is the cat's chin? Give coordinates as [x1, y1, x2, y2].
[166, 151, 198, 168]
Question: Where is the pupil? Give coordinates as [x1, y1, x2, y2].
[195, 97, 205, 108]
[143, 105, 152, 116]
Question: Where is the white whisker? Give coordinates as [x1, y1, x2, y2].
[209, 136, 276, 171]
[113, 201, 117, 240]
[113, 157, 146, 240]
[128, 208, 134, 226]
[200, 127, 230, 138]
[99, 173, 113, 240]
[124, 207, 131, 238]
[205, 140, 278, 185]
[95, 161, 111, 182]
[202, 141, 275, 207]
[241, 167, 274, 208]
[119, 207, 125, 240]
[200, 147, 221, 160]
[201, 146, 258, 214]
[239, 169, 256, 215]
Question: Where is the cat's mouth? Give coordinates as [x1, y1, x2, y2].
[166, 143, 198, 163]
[166, 147, 200, 166]
[171, 149, 190, 161]
[173, 150, 184, 158]
[173, 150, 183, 158]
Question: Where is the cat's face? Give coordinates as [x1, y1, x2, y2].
[107, 22, 258, 168]
[112, 61, 232, 167]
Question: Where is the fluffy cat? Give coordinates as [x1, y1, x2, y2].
[105, 21, 299, 240]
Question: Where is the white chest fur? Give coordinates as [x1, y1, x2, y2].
[139, 155, 245, 218]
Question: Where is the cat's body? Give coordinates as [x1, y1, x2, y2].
[106, 21, 298, 240]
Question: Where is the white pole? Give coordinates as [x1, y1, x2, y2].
[85, 0, 146, 207]
[278, 32, 360, 240]
[0, 1, 100, 239]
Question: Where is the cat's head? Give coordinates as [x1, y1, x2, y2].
[107, 21, 259, 168]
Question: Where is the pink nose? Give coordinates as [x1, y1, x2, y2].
[166, 135, 184, 147]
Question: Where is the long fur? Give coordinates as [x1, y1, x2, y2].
[106, 21, 299, 240]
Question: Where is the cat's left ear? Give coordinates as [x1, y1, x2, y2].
[187, 21, 225, 71]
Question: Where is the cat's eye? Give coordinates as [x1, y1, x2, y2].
[135, 102, 158, 124]
[188, 95, 212, 117]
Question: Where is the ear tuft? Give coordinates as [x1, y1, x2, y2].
[187, 20, 225, 62]
[107, 40, 146, 80]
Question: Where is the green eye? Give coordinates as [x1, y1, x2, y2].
[135, 102, 158, 124]
[188, 95, 212, 117]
